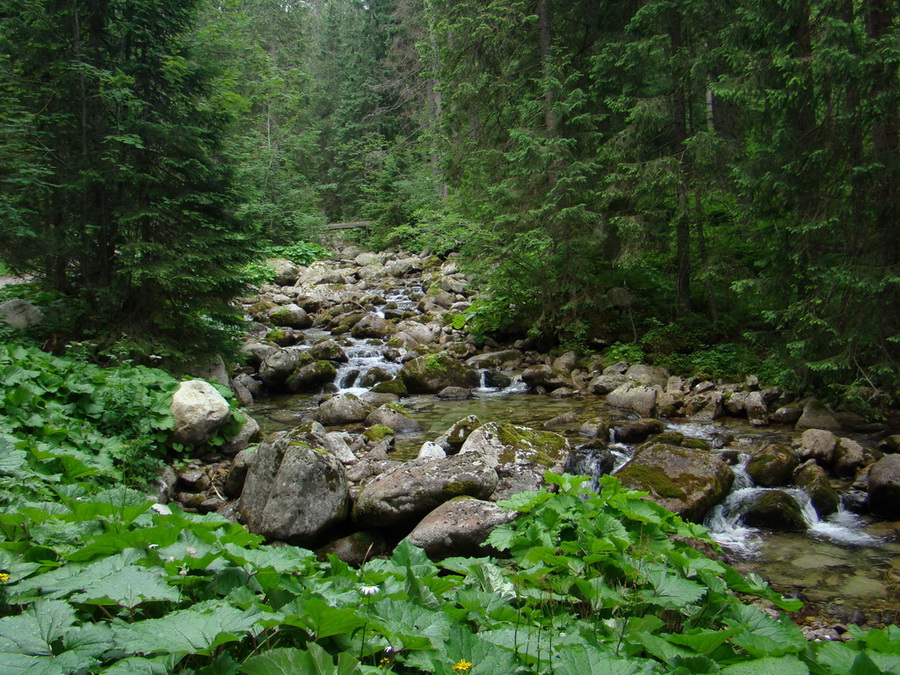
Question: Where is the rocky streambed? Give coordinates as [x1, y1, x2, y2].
[162, 243, 899, 634]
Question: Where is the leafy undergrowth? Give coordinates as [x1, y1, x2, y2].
[1, 473, 898, 674]
[1, 343, 897, 673]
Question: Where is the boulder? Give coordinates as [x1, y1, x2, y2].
[239, 431, 350, 545]
[565, 443, 615, 479]
[795, 399, 841, 431]
[351, 315, 395, 339]
[746, 444, 799, 488]
[400, 353, 479, 394]
[578, 417, 610, 440]
[724, 391, 749, 416]
[315, 393, 370, 426]
[266, 258, 300, 286]
[771, 403, 803, 425]
[867, 455, 900, 518]
[358, 367, 394, 388]
[221, 413, 261, 456]
[588, 373, 628, 395]
[354, 252, 381, 266]
[833, 438, 880, 478]
[739, 491, 808, 531]
[624, 364, 669, 388]
[434, 415, 483, 454]
[170, 380, 231, 446]
[259, 348, 303, 387]
[793, 460, 839, 518]
[185, 355, 230, 387]
[683, 390, 724, 422]
[365, 404, 422, 433]
[352, 453, 498, 528]
[745, 391, 770, 426]
[239, 340, 277, 368]
[436, 386, 473, 400]
[418, 442, 447, 460]
[267, 303, 313, 329]
[606, 382, 658, 418]
[404, 497, 517, 559]
[612, 418, 665, 443]
[465, 350, 524, 369]
[394, 320, 435, 346]
[316, 530, 391, 566]
[795, 429, 838, 465]
[417, 290, 455, 312]
[552, 351, 578, 373]
[521, 364, 572, 391]
[285, 361, 338, 393]
[615, 443, 734, 522]
[0, 298, 44, 330]
[309, 340, 349, 362]
[459, 422, 570, 500]
[225, 447, 254, 498]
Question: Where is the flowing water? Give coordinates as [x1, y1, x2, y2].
[247, 286, 899, 622]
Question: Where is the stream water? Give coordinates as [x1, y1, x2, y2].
[247, 286, 899, 625]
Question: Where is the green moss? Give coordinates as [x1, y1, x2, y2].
[371, 378, 407, 395]
[423, 353, 450, 376]
[652, 431, 685, 446]
[364, 425, 394, 442]
[682, 438, 711, 451]
[444, 480, 481, 496]
[265, 329, 288, 344]
[617, 464, 684, 499]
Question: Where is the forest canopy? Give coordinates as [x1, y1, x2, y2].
[0, 0, 896, 400]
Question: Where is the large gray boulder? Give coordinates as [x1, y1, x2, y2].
[795, 428, 838, 465]
[459, 422, 570, 500]
[588, 373, 628, 395]
[683, 390, 724, 422]
[833, 438, 880, 477]
[404, 497, 517, 559]
[465, 350, 523, 369]
[285, 361, 338, 393]
[315, 394, 370, 426]
[267, 303, 313, 329]
[867, 455, 900, 518]
[351, 315, 395, 339]
[624, 364, 669, 388]
[0, 298, 44, 330]
[606, 382, 658, 418]
[400, 353, 479, 394]
[239, 431, 349, 544]
[794, 460, 839, 518]
[170, 380, 231, 446]
[615, 443, 734, 522]
[365, 404, 422, 433]
[258, 348, 302, 387]
[521, 364, 572, 391]
[266, 258, 300, 286]
[795, 399, 841, 431]
[352, 453, 498, 528]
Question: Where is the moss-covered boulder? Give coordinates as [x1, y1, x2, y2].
[616, 443, 734, 522]
[352, 453, 498, 528]
[746, 444, 799, 487]
[286, 360, 338, 393]
[371, 378, 408, 396]
[435, 415, 483, 454]
[459, 422, 570, 500]
[400, 353, 479, 394]
[359, 367, 394, 388]
[613, 418, 665, 443]
[258, 348, 305, 388]
[309, 340, 349, 363]
[351, 315, 395, 339]
[238, 432, 350, 545]
[521, 364, 572, 391]
[267, 303, 313, 329]
[794, 459, 839, 517]
[739, 490, 808, 531]
[315, 530, 391, 566]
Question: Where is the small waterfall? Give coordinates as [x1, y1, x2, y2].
[333, 337, 403, 395]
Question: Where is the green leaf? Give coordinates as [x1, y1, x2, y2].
[553, 644, 658, 674]
[278, 596, 366, 639]
[721, 656, 809, 675]
[240, 644, 362, 675]
[111, 600, 263, 657]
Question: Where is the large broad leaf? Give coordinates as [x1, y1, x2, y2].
[372, 599, 449, 651]
[640, 569, 707, 609]
[277, 596, 366, 639]
[727, 604, 805, 658]
[72, 561, 180, 608]
[101, 654, 179, 674]
[240, 644, 362, 675]
[664, 629, 740, 655]
[553, 644, 659, 675]
[111, 600, 263, 657]
[721, 656, 809, 675]
[222, 542, 316, 573]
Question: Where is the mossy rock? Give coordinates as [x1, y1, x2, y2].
[794, 461, 839, 517]
[652, 431, 685, 446]
[682, 438, 711, 451]
[739, 490, 808, 531]
[616, 443, 734, 523]
[364, 425, 395, 442]
[286, 360, 338, 394]
[746, 444, 799, 488]
[371, 378, 408, 396]
[400, 352, 479, 394]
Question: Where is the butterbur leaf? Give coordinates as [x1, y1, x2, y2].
[727, 604, 805, 658]
[102, 654, 180, 674]
[641, 569, 707, 609]
[222, 542, 315, 573]
[111, 600, 263, 657]
[72, 563, 180, 608]
[720, 655, 809, 674]
[279, 596, 366, 639]
[552, 644, 657, 675]
[664, 629, 740, 655]
[240, 644, 362, 674]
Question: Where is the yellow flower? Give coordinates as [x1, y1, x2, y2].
[0, 573, 9, 583]
[451, 659, 473, 672]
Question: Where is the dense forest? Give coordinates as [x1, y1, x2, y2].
[1, 0, 897, 405]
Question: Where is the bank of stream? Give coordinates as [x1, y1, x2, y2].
[237, 248, 898, 631]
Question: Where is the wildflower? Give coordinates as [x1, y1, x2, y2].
[186, 546, 197, 558]
[148, 544, 159, 550]
[360, 585, 379, 596]
[166, 556, 175, 563]
[0, 572, 9, 583]
[452, 659, 473, 672]
[178, 569, 187, 576]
